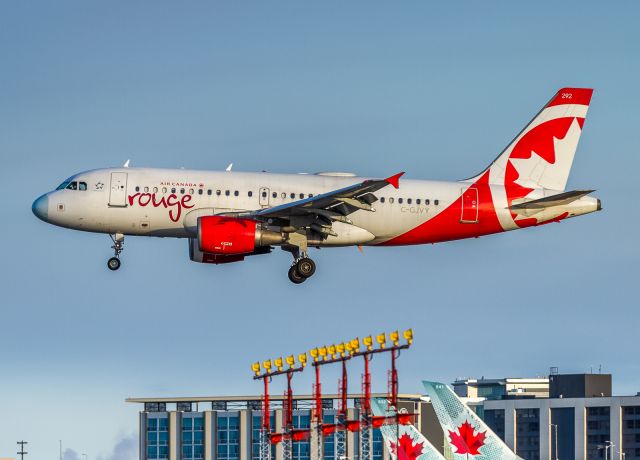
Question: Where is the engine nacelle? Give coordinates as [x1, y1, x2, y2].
[189, 238, 272, 264]
[197, 216, 284, 255]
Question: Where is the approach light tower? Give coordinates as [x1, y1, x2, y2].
[252, 353, 307, 460]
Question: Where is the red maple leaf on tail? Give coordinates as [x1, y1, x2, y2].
[448, 421, 486, 455]
[390, 433, 424, 460]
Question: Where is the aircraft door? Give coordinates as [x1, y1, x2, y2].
[259, 187, 270, 208]
[109, 172, 128, 207]
[461, 187, 479, 223]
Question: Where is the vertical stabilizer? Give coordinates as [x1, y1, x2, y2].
[371, 398, 446, 460]
[422, 381, 521, 460]
[470, 87, 593, 193]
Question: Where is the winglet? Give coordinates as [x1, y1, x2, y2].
[384, 172, 405, 189]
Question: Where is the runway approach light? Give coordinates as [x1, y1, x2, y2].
[310, 348, 319, 362]
[263, 360, 272, 371]
[376, 333, 386, 349]
[336, 343, 346, 357]
[319, 346, 328, 360]
[274, 357, 284, 371]
[328, 344, 337, 358]
[286, 355, 295, 368]
[298, 353, 307, 367]
[404, 329, 413, 345]
[251, 362, 261, 376]
[350, 338, 360, 352]
[363, 336, 373, 351]
[390, 330, 400, 346]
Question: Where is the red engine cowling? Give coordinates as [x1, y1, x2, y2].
[198, 216, 257, 254]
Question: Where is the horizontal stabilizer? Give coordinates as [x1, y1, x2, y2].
[510, 190, 595, 210]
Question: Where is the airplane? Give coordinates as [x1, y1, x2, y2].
[371, 397, 446, 460]
[422, 381, 522, 460]
[32, 87, 600, 283]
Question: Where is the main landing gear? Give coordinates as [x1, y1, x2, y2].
[107, 233, 124, 271]
[287, 257, 317, 284]
[283, 240, 316, 284]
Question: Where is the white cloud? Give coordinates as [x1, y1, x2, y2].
[97, 433, 137, 460]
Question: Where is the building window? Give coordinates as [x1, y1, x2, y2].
[146, 416, 169, 459]
[515, 408, 539, 460]
[251, 413, 275, 460]
[323, 413, 336, 460]
[622, 406, 640, 459]
[292, 412, 311, 460]
[217, 413, 240, 460]
[182, 415, 204, 460]
[587, 407, 611, 459]
[483, 409, 505, 442]
[372, 427, 383, 460]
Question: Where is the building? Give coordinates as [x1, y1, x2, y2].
[453, 377, 549, 400]
[128, 374, 640, 460]
[127, 393, 440, 460]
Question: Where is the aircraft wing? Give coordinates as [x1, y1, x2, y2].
[238, 172, 404, 236]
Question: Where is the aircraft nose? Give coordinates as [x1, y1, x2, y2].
[32, 194, 49, 222]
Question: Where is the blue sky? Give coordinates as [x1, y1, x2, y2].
[1, 1, 639, 458]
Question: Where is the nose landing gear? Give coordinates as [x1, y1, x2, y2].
[107, 233, 124, 271]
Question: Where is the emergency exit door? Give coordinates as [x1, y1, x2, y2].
[461, 187, 479, 223]
[109, 172, 128, 207]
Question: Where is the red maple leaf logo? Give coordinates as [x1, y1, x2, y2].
[448, 421, 486, 455]
[390, 433, 424, 460]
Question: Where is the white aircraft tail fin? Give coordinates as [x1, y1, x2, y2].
[422, 381, 521, 460]
[371, 398, 446, 460]
[470, 87, 593, 193]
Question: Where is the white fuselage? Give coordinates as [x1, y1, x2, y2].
[33, 167, 599, 247]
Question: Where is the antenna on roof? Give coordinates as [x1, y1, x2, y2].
[123, 159, 130, 168]
[226, 163, 233, 172]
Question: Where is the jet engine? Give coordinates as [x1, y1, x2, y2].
[197, 216, 285, 255]
[189, 238, 272, 264]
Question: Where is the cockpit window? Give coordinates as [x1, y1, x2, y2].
[56, 181, 70, 190]
[79, 182, 87, 191]
[66, 181, 78, 190]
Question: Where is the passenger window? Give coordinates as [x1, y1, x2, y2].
[434, 199, 439, 205]
[162, 187, 167, 194]
[262, 191, 267, 198]
[299, 193, 304, 199]
[216, 190, 221, 196]
[248, 191, 253, 197]
[135, 186, 140, 192]
[171, 188, 176, 194]
[389, 197, 394, 204]
[407, 198, 412, 204]
[380, 197, 385, 203]
[290, 193, 295, 199]
[66, 181, 78, 190]
[398, 198, 403, 204]
[189, 188, 194, 195]
[79, 182, 87, 191]
[207, 190, 212, 196]
[309, 194, 313, 198]
[281, 192, 286, 199]
[272, 192, 277, 198]
[153, 187, 158, 193]
[425, 199, 430, 205]
[144, 186, 149, 193]
[225, 190, 230, 196]
[416, 199, 421, 205]
[234, 191, 239, 197]
[198, 189, 203, 195]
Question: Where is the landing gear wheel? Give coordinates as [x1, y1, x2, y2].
[107, 257, 121, 271]
[296, 257, 316, 278]
[288, 265, 306, 284]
